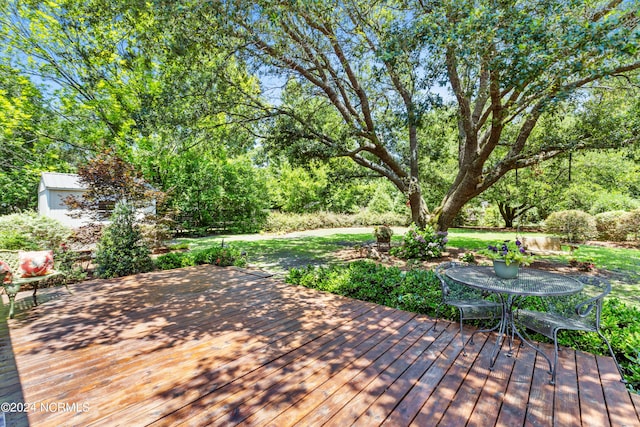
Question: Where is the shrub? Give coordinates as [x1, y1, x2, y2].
[0, 212, 71, 250]
[595, 211, 627, 241]
[618, 208, 640, 241]
[54, 243, 88, 283]
[69, 224, 103, 247]
[193, 246, 247, 267]
[390, 225, 448, 260]
[353, 209, 410, 228]
[94, 201, 154, 278]
[140, 221, 175, 251]
[543, 210, 597, 243]
[367, 190, 395, 214]
[262, 210, 408, 234]
[590, 193, 640, 215]
[154, 244, 247, 270]
[153, 252, 186, 270]
[286, 260, 442, 315]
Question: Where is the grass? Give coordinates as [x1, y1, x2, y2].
[448, 229, 640, 306]
[178, 233, 379, 273]
[449, 229, 640, 274]
[177, 228, 640, 306]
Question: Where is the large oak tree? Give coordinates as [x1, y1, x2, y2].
[181, 0, 640, 230]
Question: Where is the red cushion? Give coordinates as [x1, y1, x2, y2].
[0, 260, 12, 283]
[18, 250, 54, 277]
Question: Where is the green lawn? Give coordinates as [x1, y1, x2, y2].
[449, 228, 639, 273]
[177, 228, 640, 306]
[178, 233, 375, 272]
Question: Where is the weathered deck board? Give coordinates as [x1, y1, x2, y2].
[0, 265, 638, 427]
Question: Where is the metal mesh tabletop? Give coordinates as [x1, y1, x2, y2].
[445, 266, 584, 297]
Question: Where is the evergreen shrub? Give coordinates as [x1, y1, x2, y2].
[286, 260, 442, 315]
[155, 245, 247, 270]
[544, 210, 597, 243]
[595, 211, 627, 241]
[94, 201, 154, 278]
[263, 210, 409, 233]
[0, 212, 71, 250]
[618, 209, 640, 241]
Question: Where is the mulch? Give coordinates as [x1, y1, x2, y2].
[334, 244, 602, 276]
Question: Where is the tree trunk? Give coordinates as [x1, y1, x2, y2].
[432, 170, 485, 231]
[498, 202, 515, 228]
[408, 190, 429, 229]
[498, 201, 533, 229]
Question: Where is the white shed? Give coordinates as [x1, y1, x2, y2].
[38, 172, 92, 228]
[38, 172, 157, 228]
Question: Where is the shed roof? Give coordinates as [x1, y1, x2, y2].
[40, 172, 85, 191]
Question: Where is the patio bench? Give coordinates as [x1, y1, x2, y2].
[0, 249, 69, 319]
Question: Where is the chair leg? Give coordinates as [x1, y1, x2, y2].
[7, 292, 15, 319]
[458, 309, 467, 356]
[550, 330, 560, 385]
[432, 304, 443, 332]
[469, 320, 501, 346]
[597, 331, 627, 383]
[32, 285, 38, 306]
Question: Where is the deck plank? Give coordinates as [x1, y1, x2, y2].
[240, 310, 419, 426]
[554, 344, 581, 427]
[350, 321, 459, 427]
[524, 343, 556, 426]
[493, 336, 537, 426]
[577, 350, 611, 427]
[464, 337, 520, 427]
[379, 323, 468, 426]
[297, 315, 435, 427]
[597, 355, 640, 427]
[323, 315, 439, 427]
[149, 303, 391, 426]
[0, 265, 637, 427]
[434, 331, 494, 427]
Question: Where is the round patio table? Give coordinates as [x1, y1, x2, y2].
[445, 266, 584, 373]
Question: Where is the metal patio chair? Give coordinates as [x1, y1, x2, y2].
[433, 262, 502, 355]
[516, 275, 625, 384]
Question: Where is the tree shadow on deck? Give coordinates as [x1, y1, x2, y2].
[5, 265, 428, 424]
[3, 265, 636, 426]
[0, 303, 29, 427]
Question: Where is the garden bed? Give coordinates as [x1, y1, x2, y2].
[333, 243, 607, 277]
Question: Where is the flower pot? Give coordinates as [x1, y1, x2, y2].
[493, 260, 520, 279]
[376, 237, 391, 252]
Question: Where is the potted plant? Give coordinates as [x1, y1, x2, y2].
[484, 239, 534, 279]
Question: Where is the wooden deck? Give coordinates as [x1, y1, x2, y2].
[1, 265, 639, 427]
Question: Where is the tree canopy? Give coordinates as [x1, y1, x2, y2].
[1, 0, 638, 231]
[183, 0, 640, 229]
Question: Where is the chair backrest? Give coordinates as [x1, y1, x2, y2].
[575, 275, 611, 329]
[434, 261, 463, 300]
[0, 250, 20, 275]
[545, 275, 611, 329]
